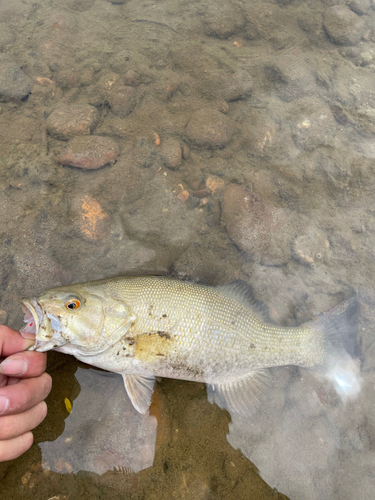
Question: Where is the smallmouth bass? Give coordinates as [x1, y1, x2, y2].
[21, 276, 358, 416]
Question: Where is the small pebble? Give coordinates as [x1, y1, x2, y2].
[205, 175, 225, 194]
[193, 188, 211, 199]
[159, 138, 182, 169]
[176, 190, 189, 202]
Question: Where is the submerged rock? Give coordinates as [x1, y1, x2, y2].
[57, 136, 119, 169]
[185, 109, 233, 149]
[292, 228, 331, 267]
[46, 105, 99, 141]
[222, 184, 297, 265]
[323, 6, 365, 46]
[0, 54, 31, 102]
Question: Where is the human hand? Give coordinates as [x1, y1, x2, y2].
[0, 325, 52, 462]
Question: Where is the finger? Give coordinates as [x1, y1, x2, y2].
[0, 373, 52, 416]
[0, 326, 35, 357]
[0, 351, 47, 378]
[0, 432, 34, 462]
[0, 401, 47, 440]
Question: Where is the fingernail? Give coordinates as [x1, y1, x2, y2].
[0, 359, 28, 376]
[0, 396, 9, 413]
[20, 330, 36, 340]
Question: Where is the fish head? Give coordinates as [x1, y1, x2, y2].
[21, 284, 135, 356]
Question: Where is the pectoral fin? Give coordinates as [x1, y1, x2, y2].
[122, 374, 155, 414]
[207, 370, 271, 417]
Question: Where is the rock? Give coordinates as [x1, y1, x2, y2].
[292, 228, 330, 267]
[159, 138, 182, 169]
[323, 6, 366, 46]
[222, 184, 297, 265]
[202, 1, 245, 39]
[132, 137, 158, 168]
[349, 0, 371, 15]
[240, 109, 280, 157]
[193, 188, 211, 199]
[57, 136, 119, 169]
[176, 190, 189, 202]
[185, 109, 233, 149]
[264, 53, 318, 102]
[46, 105, 99, 141]
[0, 54, 31, 102]
[108, 86, 136, 118]
[205, 175, 225, 194]
[64, 0, 95, 11]
[289, 102, 337, 151]
[70, 195, 110, 241]
[219, 69, 253, 102]
[0, 310, 8, 325]
[124, 174, 205, 250]
[173, 231, 241, 285]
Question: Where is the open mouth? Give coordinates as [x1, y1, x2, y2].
[20, 299, 42, 336]
[21, 299, 68, 352]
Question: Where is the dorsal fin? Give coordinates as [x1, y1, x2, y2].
[216, 280, 270, 322]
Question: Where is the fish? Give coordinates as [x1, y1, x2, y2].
[21, 276, 359, 416]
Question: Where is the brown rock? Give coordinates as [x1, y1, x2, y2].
[185, 109, 233, 149]
[159, 138, 182, 169]
[57, 136, 119, 169]
[176, 190, 189, 202]
[222, 184, 297, 265]
[205, 175, 225, 194]
[46, 105, 99, 141]
[220, 69, 252, 102]
[323, 6, 366, 45]
[292, 228, 331, 267]
[202, 1, 245, 39]
[241, 109, 279, 157]
[193, 188, 211, 199]
[108, 86, 136, 118]
[71, 195, 110, 240]
[289, 102, 337, 151]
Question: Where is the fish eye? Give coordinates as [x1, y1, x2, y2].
[65, 298, 81, 310]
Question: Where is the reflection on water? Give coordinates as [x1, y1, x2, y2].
[39, 368, 157, 474]
[1, 0, 375, 497]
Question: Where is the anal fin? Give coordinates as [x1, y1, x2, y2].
[207, 370, 271, 417]
[122, 374, 155, 414]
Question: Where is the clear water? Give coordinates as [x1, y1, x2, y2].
[1, 0, 375, 498]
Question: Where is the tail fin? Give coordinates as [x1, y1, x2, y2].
[309, 297, 362, 402]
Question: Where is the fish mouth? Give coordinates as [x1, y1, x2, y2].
[21, 299, 42, 337]
[21, 299, 66, 352]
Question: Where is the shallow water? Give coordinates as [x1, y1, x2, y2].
[1, 0, 375, 498]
